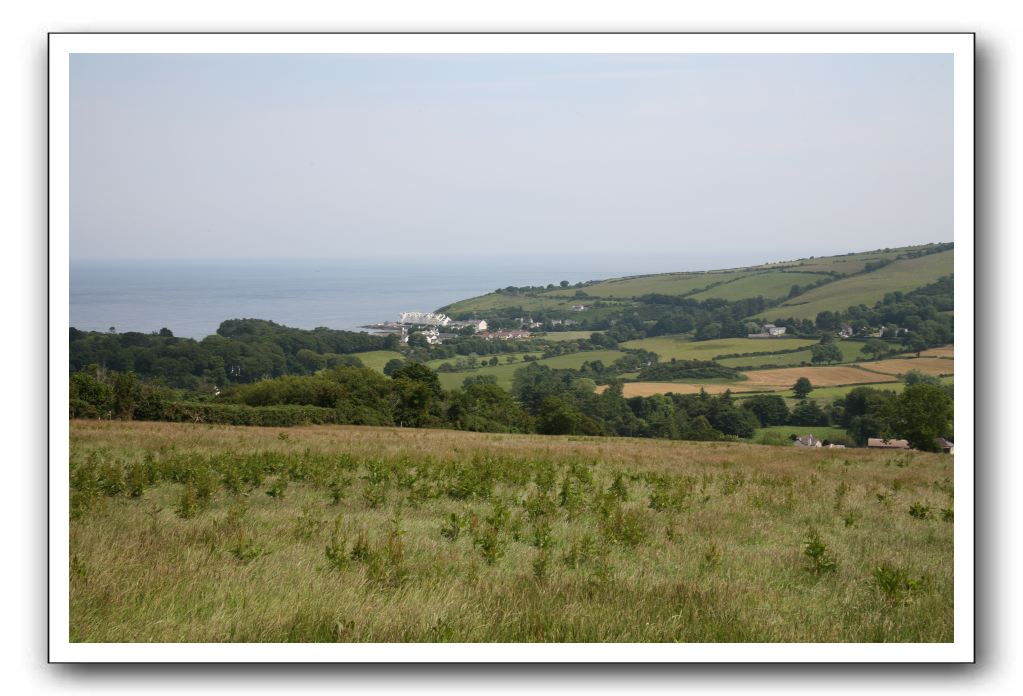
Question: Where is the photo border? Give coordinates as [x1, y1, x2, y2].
[49, 31, 975, 664]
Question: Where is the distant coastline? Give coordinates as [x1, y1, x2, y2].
[70, 251, 783, 339]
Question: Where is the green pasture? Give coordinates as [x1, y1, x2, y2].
[620, 335, 818, 362]
[565, 270, 751, 299]
[718, 340, 867, 369]
[733, 376, 951, 406]
[748, 244, 942, 275]
[441, 293, 580, 314]
[353, 351, 405, 373]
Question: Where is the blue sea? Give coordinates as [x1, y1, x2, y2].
[70, 252, 765, 340]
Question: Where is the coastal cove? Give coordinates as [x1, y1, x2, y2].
[70, 251, 813, 340]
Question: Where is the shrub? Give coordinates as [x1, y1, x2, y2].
[293, 506, 324, 541]
[532, 547, 552, 582]
[701, 541, 722, 571]
[473, 527, 506, 565]
[803, 528, 837, 574]
[440, 512, 465, 542]
[328, 475, 352, 505]
[230, 531, 267, 563]
[531, 519, 553, 549]
[562, 533, 597, 569]
[384, 509, 407, 581]
[265, 478, 288, 499]
[908, 503, 931, 520]
[362, 483, 386, 509]
[175, 483, 201, 519]
[874, 563, 925, 601]
[350, 528, 371, 563]
[841, 509, 861, 527]
[601, 505, 649, 547]
[607, 473, 629, 502]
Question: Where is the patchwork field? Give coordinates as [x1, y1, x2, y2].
[612, 364, 904, 398]
[540, 331, 602, 342]
[919, 345, 954, 359]
[757, 250, 954, 321]
[441, 293, 591, 314]
[718, 340, 868, 369]
[68, 420, 954, 643]
[858, 357, 955, 378]
[620, 336, 818, 362]
[688, 271, 831, 302]
[732, 376, 953, 406]
[603, 382, 739, 397]
[736, 365, 903, 389]
[564, 270, 750, 299]
[432, 350, 627, 391]
[754, 245, 938, 275]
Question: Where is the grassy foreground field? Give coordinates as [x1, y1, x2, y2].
[69, 420, 953, 643]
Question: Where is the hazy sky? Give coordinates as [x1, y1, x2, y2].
[70, 53, 953, 261]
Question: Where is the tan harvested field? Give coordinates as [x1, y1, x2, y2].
[737, 365, 900, 389]
[917, 345, 954, 359]
[600, 382, 741, 397]
[859, 357, 955, 377]
[606, 364, 899, 398]
[68, 420, 953, 643]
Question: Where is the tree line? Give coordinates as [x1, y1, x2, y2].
[69, 359, 952, 451]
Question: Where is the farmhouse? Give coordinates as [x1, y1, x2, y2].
[448, 319, 488, 332]
[794, 434, 822, 448]
[479, 330, 531, 341]
[748, 323, 788, 339]
[867, 438, 912, 450]
[935, 438, 955, 454]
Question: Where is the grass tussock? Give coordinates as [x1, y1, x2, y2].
[69, 420, 953, 643]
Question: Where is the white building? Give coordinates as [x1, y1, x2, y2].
[398, 311, 451, 327]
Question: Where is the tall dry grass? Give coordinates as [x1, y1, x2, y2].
[69, 420, 954, 642]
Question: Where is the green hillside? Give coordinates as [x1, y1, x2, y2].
[441, 243, 951, 321]
[755, 250, 954, 321]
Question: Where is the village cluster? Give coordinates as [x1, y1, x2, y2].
[362, 311, 533, 345]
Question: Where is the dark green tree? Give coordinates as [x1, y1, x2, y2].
[792, 376, 813, 399]
[884, 383, 953, 451]
[790, 400, 829, 426]
[382, 358, 406, 376]
[742, 394, 790, 426]
[810, 343, 843, 365]
[860, 339, 889, 360]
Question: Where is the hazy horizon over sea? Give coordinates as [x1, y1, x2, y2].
[70, 251, 790, 340]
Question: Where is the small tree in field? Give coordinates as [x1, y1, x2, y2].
[811, 343, 843, 365]
[793, 377, 813, 399]
[860, 339, 889, 360]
